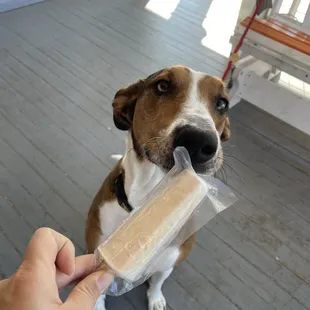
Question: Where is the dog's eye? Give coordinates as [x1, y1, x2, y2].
[156, 80, 170, 94]
[216, 98, 229, 112]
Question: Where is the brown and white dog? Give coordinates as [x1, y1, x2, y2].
[86, 65, 231, 310]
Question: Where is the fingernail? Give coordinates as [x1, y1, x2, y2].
[96, 272, 114, 292]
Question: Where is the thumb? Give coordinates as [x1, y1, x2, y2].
[64, 270, 114, 310]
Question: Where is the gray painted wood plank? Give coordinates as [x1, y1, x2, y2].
[121, 283, 149, 310]
[66, 4, 224, 75]
[228, 198, 310, 263]
[106, 298, 137, 310]
[0, 79, 94, 203]
[272, 268, 305, 296]
[49, 32, 146, 80]
[217, 159, 281, 206]
[0, 153, 74, 251]
[0, 162, 47, 228]
[252, 199, 310, 259]
[19, 43, 126, 141]
[231, 103, 310, 168]
[187, 245, 273, 310]
[232, 102, 310, 154]
[225, 120, 310, 188]
[173, 262, 239, 310]
[196, 226, 292, 309]
[294, 284, 310, 309]
[0, 120, 85, 250]
[231, 202, 307, 292]
[114, 271, 207, 310]
[0, 65, 121, 171]
[0, 195, 34, 255]
[21, 44, 115, 108]
[283, 299, 308, 310]
[52, 0, 225, 69]
[1, 4, 141, 80]
[206, 214, 281, 275]
[226, 132, 310, 188]
[220, 130, 295, 195]
[0, 53, 124, 154]
[213, 209, 310, 293]
[43, 8, 166, 76]
[222, 123, 310, 266]
[42, 39, 140, 89]
[0, 76, 108, 197]
[10, 3, 157, 77]
[0, 230, 22, 278]
[64, 6, 192, 70]
[5, 49, 117, 135]
[128, 0, 207, 38]
[33, 46, 126, 101]
[0, 25, 119, 131]
[0, 26, 26, 50]
[273, 190, 310, 227]
[1, 1, 310, 309]
[162, 277, 205, 310]
[113, 1, 225, 69]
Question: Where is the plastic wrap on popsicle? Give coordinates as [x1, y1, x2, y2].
[95, 147, 237, 296]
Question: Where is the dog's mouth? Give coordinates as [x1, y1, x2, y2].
[144, 146, 222, 175]
[161, 152, 221, 174]
[143, 125, 222, 174]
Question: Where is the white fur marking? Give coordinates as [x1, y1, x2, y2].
[148, 268, 173, 310]
[185, 70, 214, 123]
[150, 246, 180, 274]
[166, 69, 221, 157]
[122, 136, 165, 207]
[166, 69, 217, 132]
[100, 200, 129, 239]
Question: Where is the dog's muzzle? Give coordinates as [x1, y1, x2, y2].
[173, 125, 218, 165]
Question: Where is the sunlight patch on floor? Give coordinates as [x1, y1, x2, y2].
[201, 0, 242, 57]
[145, 0, 180, 19]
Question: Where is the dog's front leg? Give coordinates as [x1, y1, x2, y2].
[147, 268, 173, 310]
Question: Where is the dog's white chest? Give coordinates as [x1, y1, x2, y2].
[99, 200, 129, 241]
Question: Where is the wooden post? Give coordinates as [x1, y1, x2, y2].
[270, 0, 283, 15]
[303, 1, 310, 29]
[288, 0, 301, 16]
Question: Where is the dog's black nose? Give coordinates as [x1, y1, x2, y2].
[174, 126, 218, 164]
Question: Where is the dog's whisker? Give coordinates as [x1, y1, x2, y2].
[123, 136, 164, 158]
[223, 153, 242, 162]
[221, 166, 228, 184]
[222, 160, 242, 180]
[215, 164, 228, 184]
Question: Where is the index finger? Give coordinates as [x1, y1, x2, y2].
[24, 227, 75, 276]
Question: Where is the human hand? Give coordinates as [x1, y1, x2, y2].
[0, 228, 113, 310]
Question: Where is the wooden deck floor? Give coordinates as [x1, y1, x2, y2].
[1, 0, 310, 309]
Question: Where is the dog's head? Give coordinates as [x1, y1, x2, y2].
[112, 65, 230, 174]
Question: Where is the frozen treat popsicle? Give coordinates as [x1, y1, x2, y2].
[96, 168, 207, 282]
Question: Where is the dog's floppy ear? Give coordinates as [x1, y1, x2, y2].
[112, 80, 144, 131]
[221, 117, 231, 141]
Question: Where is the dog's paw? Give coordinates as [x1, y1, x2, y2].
[147, 289, 167, 310]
